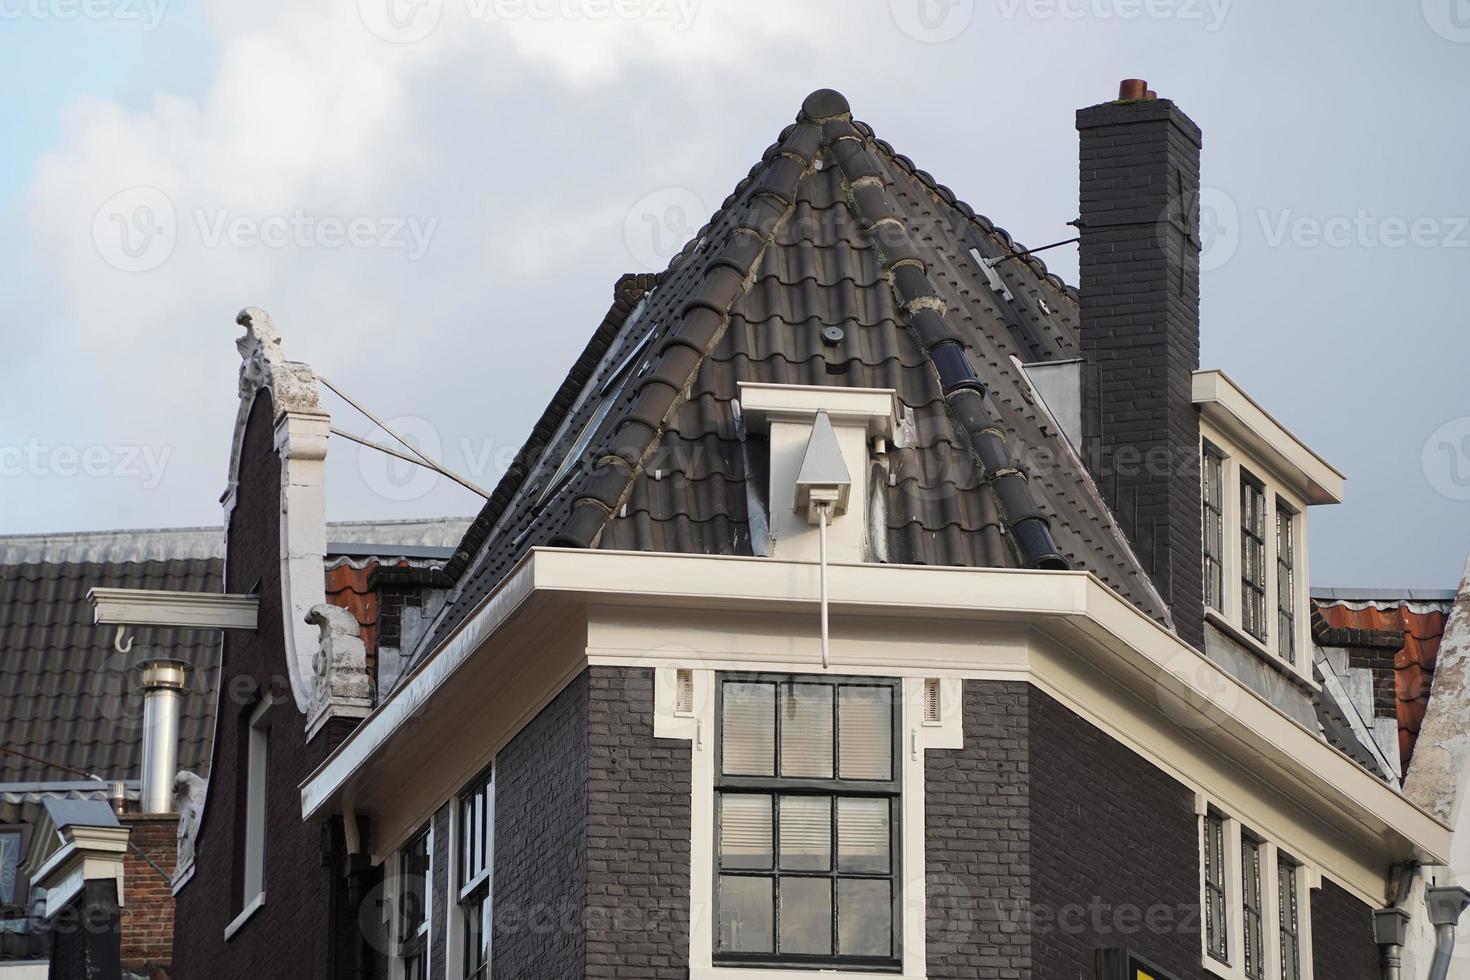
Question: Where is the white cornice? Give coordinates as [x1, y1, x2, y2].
[88, 587, 258, 631]
[1193, 369, 1345, 505]
[299, 548, 1451, 890]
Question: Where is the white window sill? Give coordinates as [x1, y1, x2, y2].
[692, 970, 925, 980]
[1204, 955, 1242, 980]
[224, 891, 265, 941]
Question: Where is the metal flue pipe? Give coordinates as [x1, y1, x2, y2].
[139, 660, 188, 814]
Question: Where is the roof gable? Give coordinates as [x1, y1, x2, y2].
[420, 89, 1169, 659]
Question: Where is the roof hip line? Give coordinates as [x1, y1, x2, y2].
[815, 89, 1068, 571]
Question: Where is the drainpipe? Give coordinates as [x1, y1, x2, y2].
[1374, 906, 1410, 980]
[1426, 886, 1470, 980]
[341, 801, 372, 980]
[139, 660, 188, 814]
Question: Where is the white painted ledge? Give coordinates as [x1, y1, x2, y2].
[223, 891, 265, 942]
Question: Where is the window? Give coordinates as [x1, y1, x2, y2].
[1278, 856, 1302, 980]
[1202, 444, 1225, 611]
[714, 676, 901, 970]
[242, 698, 270, 908]
[459, 770, 494, 979]
[396, 826, 430, 980]
[1241, 837, 1265, 980]
[1275, 504, 1297, 665]
[1240, 474, 1268, 642]
[1200, 806, 1315, 980]
[1204, 811, 1229, 965]
[0, 825, 27, 914]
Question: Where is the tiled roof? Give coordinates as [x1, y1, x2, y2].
[1313, 595, 1452, 772]
[0, 520, 470, 824]
[420, 89, 1168, 660]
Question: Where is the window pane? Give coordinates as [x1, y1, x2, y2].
[779, 877, 833, 956]
[1205, 813, 1229, 963]
[838, 797, 890, 874]
[837, 878, 892, 958]
[778, 796, 830, 871]
[720, 794, 773, 870]
[0, 831, 22, 905]
[838, 686, 892, 780]
[1242, 838, 1264, 980]
[718, 875, 774, 953]
[723, 682, 776, 776]
[780, 683, 834, 777]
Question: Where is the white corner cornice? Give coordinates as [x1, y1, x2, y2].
[224, 307, 331, 715]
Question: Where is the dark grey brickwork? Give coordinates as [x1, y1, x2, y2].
[1031, 688, 1205, 980]
[924, 680, 1032, 978]
[491, 671, 589, 980]
[1077, 96, 1206, 650]
[173, 392, 360, 980]
[429, 802, 450, 980]
[586, 666, 693, 979]
[1311, 878, 1378, 980]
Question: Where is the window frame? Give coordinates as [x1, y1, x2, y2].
[1275, 501, 1298, 667]
[712, 673, 904, 972]
[457, 767, 494, 980]
[1239, 471, 1269, 644]
[1199, 801, 1317, 980]
[0, 823, 31, 916]
[1198, 429, 1313, 685]
[1202, 441, 1226, 613]
[391, 824, 431, 980]
[226, 697, 272, 941]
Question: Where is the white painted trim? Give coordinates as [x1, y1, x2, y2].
[87, 588, 259, 630]
[1201, 421, 1316, 682]
[224, 891, 266, 941]
[243, 699, 271, 907]
[1192, 370, 1344, 505]
[736, 382, 898, 439]
[1198, 802, 1318, 980]
[660, 669, 952, 976]
[300, 550, 1452, 888]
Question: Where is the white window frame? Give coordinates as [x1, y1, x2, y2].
[226, 697, 272, 940]
[456, 768, 494, 980]
[389, 823, 432, 980]
[1199, 427, 1313, 685]
[1197, 798, 1318, 980]
[658, 667, 958, 980]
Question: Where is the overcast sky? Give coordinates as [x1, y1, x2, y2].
[2, 0, 1467, 588]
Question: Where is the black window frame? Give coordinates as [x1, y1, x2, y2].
[458, 767, 494, 980]
[1275, 501, 1298, 665]
[713, 673, 903, 972]
[1240, 472, 1269, 642]
[1202, 442, 1226, 612]
[396, 824, 430, 980]
[1204, 810, 1230, 965]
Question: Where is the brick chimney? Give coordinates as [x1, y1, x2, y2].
[1076, 79, 1205, 649]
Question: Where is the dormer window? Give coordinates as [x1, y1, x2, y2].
[1193, 371, 1344, 685]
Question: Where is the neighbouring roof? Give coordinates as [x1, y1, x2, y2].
[1312, 591, 1453, 772]
[0, 520, 470, 824]
[418, 89, 1168, 662]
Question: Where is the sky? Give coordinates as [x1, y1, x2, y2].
[1, 0, 1467, 589]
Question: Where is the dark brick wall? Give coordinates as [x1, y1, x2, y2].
[491, 670, 589, 980]
[1311, 878, 1378, 980]
[429, 802, 450, 980]
[1031, 688, 1204, 980]
[585, 666, 692, 979]
[47, 879, 122, 980]
[1077, 95, 1205, 650]
[172, 393, 355, 980]
[924, 680, 1032, 978]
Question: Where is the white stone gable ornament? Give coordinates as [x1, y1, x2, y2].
[307, 602, 373, 737]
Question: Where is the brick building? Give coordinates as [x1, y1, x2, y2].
[155, 84, 1470, 980]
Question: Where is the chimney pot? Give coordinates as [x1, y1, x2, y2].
[1118, 78, 1148, 100]
[1145, 89, 1158, 100]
